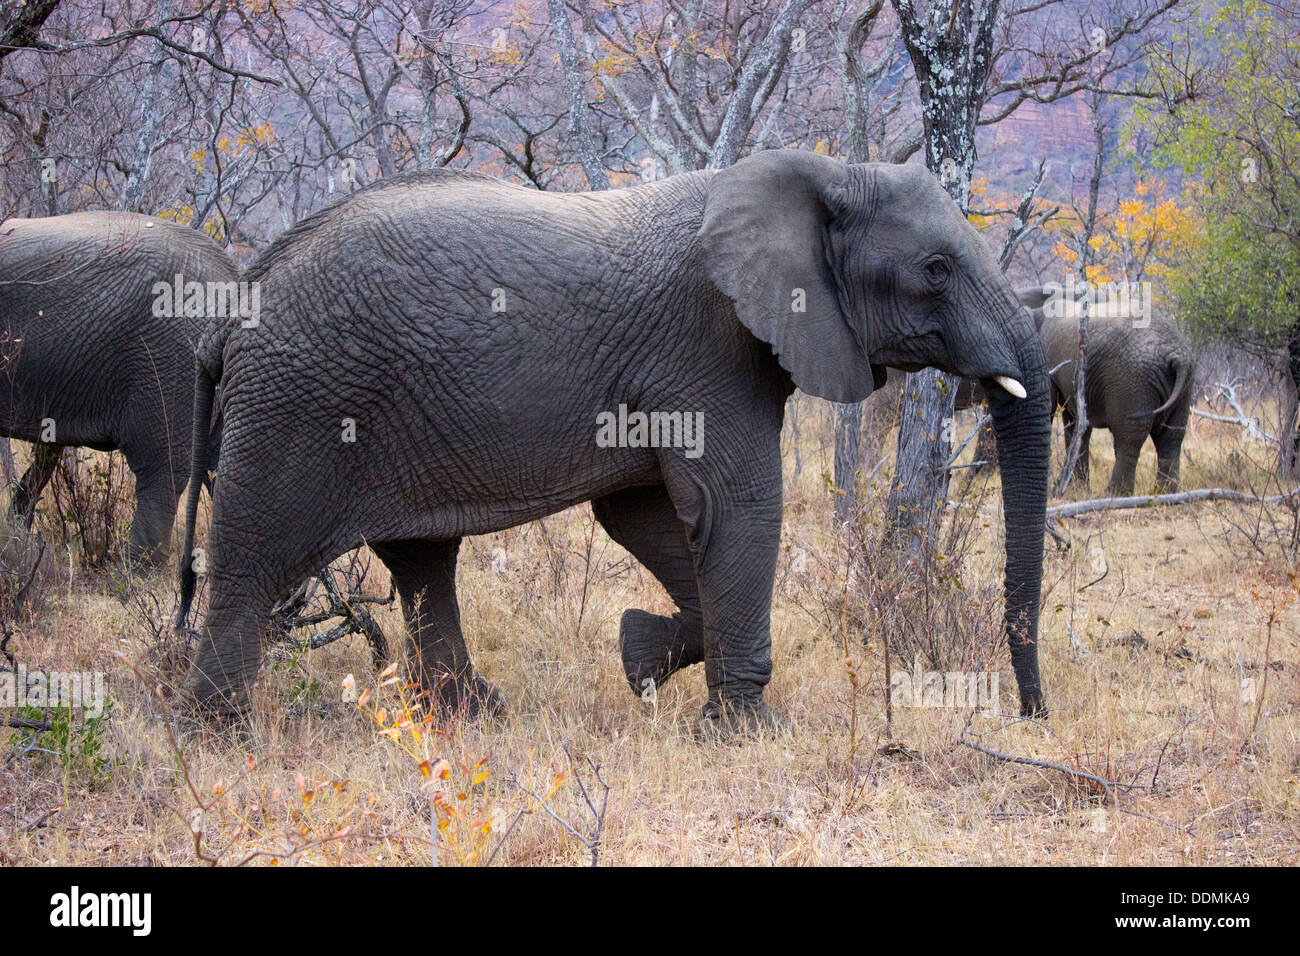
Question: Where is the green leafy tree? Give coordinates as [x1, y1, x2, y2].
[1139, 0, 1300, 469]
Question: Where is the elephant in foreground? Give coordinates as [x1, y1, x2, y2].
[177, 151, 1051, 733]
[1032, 291, 1196, 495]
[0, 212, 237, 566]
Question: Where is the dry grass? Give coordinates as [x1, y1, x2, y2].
[2, 393, 1298, 866]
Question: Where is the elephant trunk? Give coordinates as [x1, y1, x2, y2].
[986, 316, 1051, 716]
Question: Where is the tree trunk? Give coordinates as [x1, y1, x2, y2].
[1056, 95, 1106, 495]
[0, 0, 60, 68]
[415, 1, 440, 171]
[886, 0, 995, 558]
[121, 0, 175, 212]
[787, 396, 803, 478]
[549, 0, 608, 190]
[833, 402, 861, 523]
[829, 0, 885, 522]
[1284, 324, 1300, 474]
[888, 367, 959, 558]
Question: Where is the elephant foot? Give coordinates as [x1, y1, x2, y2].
[694, 698, 792, 743]
[619, 609, 703, 697]
[123, 546, 170, 575]
[171, 704, 257, 746]
[1019, 690, 1049, 720]
[179, 673, 252, 731]
[425, 671, 508, 721]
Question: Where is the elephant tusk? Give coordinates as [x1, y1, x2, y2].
[995, 375, 1027, 399]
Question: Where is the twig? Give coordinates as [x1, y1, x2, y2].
[997, 159, 1060, 269]
[270, 552, 393, 663]
[865, 453, 891, 483]
[1192, 383, 1277, 443]
[945, 411, 991, 469]
[961, 737, 1119, 804]
[961, 718, 1189, 833]
[504, 743, 609, 866]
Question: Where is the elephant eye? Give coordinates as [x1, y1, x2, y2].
[922, 255, 952, 289]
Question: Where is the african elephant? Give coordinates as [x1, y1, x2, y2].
[1033, 290, 1196, 495]
[0, 212, 237, 566]
[176, 151, 1051, 734]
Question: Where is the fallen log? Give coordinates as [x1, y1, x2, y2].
[1048, 486, 1300, 522]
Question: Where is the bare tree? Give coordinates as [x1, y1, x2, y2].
[0, 0, 61, 67]
[548, 0, 607, 188]
[883, 0, 1180, 557]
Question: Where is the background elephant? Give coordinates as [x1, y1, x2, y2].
[177, 151, 1050, 732]
[1035, 291, 1196, 495]
[0, 211, 236, 566]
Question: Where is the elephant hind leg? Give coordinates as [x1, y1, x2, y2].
[592, 485, 704, 697]
[123, 462, 182, 570]
[1106, 430, 1143, 497]
[10, 442, 62, 526]
[185, 505, 346, 719]
[1152, 423, 1185, 493]
[370, 537, 505, 719]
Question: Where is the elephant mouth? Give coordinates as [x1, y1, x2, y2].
[981, 374, 1028, 400]
[874, 362, 1027, 400]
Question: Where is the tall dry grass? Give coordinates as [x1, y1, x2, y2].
[1, 385, 1297, 865]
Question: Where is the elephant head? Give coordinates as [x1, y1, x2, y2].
[700, 150, 1050, 715]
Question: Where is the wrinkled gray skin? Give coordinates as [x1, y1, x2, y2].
[0, 212, 235, 567]
[178, 151, 1051, 734]
[950, 287, 1062, 469]
[1030, 289, 1196, 495]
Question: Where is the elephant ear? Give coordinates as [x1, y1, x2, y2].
[699, 150, 877, 403]
[1016, 285, 1054, 312]
[1016, 284, 1056, 330]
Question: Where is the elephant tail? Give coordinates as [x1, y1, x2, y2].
[176, 360, 218, 629]
[1127, 353, 1192, 421]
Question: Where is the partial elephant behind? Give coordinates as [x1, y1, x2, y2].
[1035, 290, 1197, 496]
[949, 287, 1197, 496]
[0, 212, 238, 567]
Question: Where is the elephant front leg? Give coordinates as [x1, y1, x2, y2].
[186, 572, 278, 720]
[592, 485, 705, 696]
[661, 460, 789, 740]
